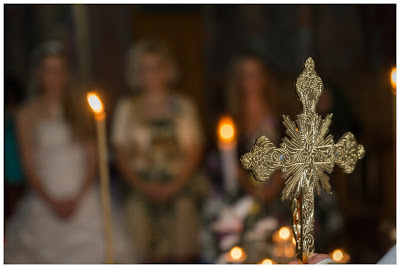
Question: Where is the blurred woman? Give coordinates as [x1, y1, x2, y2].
[228, 53, 284, 206]
[4, 41, 130, 263]
[111, 40, 207, 263]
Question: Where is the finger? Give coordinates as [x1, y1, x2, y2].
[307, 254, 331, 264]
[307, 253, 317, 261]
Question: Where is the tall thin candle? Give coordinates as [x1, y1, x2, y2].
[217, 116, 238, 195]
[87, 92, 114, 264]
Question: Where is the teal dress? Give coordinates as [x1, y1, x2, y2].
[5, 117, 24, 185]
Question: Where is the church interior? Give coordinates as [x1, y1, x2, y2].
[4, 4, 396, 264]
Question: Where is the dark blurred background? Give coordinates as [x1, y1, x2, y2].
[4, 4, 396, 264]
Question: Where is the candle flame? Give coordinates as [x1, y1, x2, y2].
[332, 249, 343, 262]
[391, 67, 396, 94]
[261, 258, 273, 264]
[278, 226, 290, 240]
[218, 116, 235, 143]
[87, 92, 104, 114]
[230, 246, 243, 260]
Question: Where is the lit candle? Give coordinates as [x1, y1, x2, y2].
[87, 92, 114, 264]
[390, 67, 396, 150]
[217, 116, 238, 195]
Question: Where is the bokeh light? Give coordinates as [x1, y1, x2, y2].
[285, 247, 295, 258]
[332, 249, 344, 262]
[261, 258, 273, 264]
[391, 67, 396, 95]
[278, 227, 290, 240]
[230, 246, 243, 260]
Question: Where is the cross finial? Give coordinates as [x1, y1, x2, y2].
[240, 57, 365, 262]
[296, 57, 323, 114]
[304, 57, 315, 69]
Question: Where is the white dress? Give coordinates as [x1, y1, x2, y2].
[5, 116, 133, 264]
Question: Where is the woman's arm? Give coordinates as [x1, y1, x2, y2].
[166, 99, 204, 196]
[114, 145, 149, 193]
[148, 142, 203, 204]
[170, 143, 203, 194]
[15, 106, 55, 206]
[75, 141, 97, 203]
[111, 99, 151, 194]
[16, 106, 85, 218]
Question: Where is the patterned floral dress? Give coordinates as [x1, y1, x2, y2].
[111, 93, 208, 262]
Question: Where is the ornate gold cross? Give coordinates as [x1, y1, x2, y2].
[240, 57, 365, 263]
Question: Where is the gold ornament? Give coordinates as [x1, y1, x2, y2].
[240, 57, 365, 263]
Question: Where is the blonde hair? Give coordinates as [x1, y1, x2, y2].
[125, 39, 178, 90]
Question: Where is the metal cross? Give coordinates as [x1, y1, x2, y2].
[240, 57, 365, 263]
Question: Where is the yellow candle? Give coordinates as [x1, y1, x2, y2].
[87, 92, 114, 264]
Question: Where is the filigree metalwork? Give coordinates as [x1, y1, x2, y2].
[240, 57, 365, 262]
